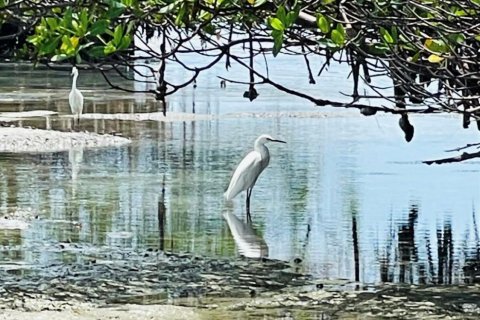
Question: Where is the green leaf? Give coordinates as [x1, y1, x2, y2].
[63, 8, 73, 28]
[119, 35, 132, 50]
[379, 27, 394, 44]
[27, 35, 42, 46]
[276, 5, 287, 25]
[424, 39, 449, 53]
[447, 33, 465, 44]
[61, 34, 72, 50]
[80, 9, 88, 30]
[46, 18, 58, 30]
[108, 7, 124, 18]
[113, 25, 123, 46]
[91, 20, 109, 36]
[391, 25, 398, 42]
[107, 1, 125, 19]
[331, 29, 344, 46]
[72, 20, 79, 32]
[59, 35, 78, 55]
[51, 54, 69, 62]
[272, 30, 283, 56]
[336, 23, 345, 38]
[475, 35, 480, 41]
[122, 0, 135, 7]
[286, 9, 299, 27]
[108, 0, 125, 9]
[104, 42, 116, 55]
[88, 46, 106, 57]
[39, 36, 60, 55]
[268, 17, 284, 31]
[175, 3, 186, 26]
[36, 23, 47, 35]
[316, 14, 330, 34]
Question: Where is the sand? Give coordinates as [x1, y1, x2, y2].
[0, 127, 130, 153]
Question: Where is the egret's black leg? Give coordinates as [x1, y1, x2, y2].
[246, 188, 252, 224]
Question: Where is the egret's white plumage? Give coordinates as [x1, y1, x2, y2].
[69, 66, 83, 126]
[224, 134, 286, 221]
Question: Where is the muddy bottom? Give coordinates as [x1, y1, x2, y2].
[1, 248, 479, 319]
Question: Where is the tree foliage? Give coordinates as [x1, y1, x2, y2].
[2, 0, 480, 148]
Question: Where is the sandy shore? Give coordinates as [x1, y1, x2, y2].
[0, 302, 201, 320]
[0, 127, 130, 153]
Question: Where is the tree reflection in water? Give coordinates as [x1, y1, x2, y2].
[158, 176, 166, 252]
[377, 203, 480, 285]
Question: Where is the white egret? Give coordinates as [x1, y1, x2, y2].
[224, 134, 286, 222]
[69, 66, 83, 127]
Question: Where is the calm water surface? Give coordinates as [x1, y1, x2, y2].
[0, 63, 479, 286]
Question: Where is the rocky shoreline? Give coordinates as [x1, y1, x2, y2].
[1, 248, 480, 319]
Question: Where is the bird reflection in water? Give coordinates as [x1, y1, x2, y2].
[224, 212, 268, 259]
[68, 146, 84, 198]
[68, 147, 84, 181]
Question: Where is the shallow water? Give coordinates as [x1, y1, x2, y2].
[0, 62, 479, 287]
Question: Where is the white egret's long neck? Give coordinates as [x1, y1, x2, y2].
[254, 140, 269, 157]
[72, 73, 78, 90]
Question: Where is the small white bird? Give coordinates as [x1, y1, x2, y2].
[224, 134, 286, 222]
[69, 66, 83, 127]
